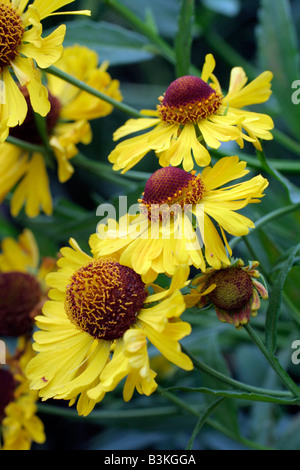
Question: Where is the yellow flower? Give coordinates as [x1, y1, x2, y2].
[26, 239, 192, 416]
[187, 259, 269, 329]
[0, 228, 39, 273]
[108, 54, 274, 173]
[0, 0, 90, 138]
[0, 45, 122, 217]
[0, 228, 56, 336]
[90, 156, 269, 283]
[1, 338, 46, 450]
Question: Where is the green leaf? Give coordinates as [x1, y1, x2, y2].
[144, 8, 159, 35]
[168, 386, 300, 405]
[186, 397, 226, 450]
[257, 149, 300, 204]
[116, 0, 181, 38]
[189, 334, 240, 435]
[257, 0, 300, 139]
[265, 243, 300, 353]
[62, 19, 155, 65]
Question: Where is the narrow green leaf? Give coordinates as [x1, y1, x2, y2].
[175, 0, 195, 77]
[188, 334, 240, 435]
[111, 0, 181, 38]
[257, 149, 300, 204]
[103, 0, 176, 64]
[62, 19, 155, 65]
[265, 243, 300, 353]
[245, 324, 300, 398]
[182, 344, 292, 397]
[167, 386, 300, 405]
[144, 7, 159, 34]
[72, 153, 138, 190]
[230, 202, 300, 250]
[186, 397, 225, 450]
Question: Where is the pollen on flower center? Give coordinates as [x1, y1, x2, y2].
[9, 87, 61, 144]
[157, 75, 223, 124]
[0, 3, 24, 71]
[139, 167, 206, 220]
[65, 258, 148, 341]
[207, 267, 254, 311]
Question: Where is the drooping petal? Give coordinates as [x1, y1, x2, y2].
[10, 153, 53, 217]
[2, 68, 27, 126]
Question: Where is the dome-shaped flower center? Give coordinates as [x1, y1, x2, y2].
[65, 258, 148, 341]
[0, 272, 41, 336]
[207, 267, 254, 311]
[0, 369, 16, 422]
[158, 75, 223, 124]
[9, 87, 61, 144]
[0, 3, 24, 71]
[139, 166, 206, 220]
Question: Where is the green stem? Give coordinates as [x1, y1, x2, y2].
[37, 402, 180, 421]
[175, 0, 195, 77]
[104, 0, 201, 76]
[6, 135, 46, 154]
[123, 169, 152, 181]
[181, 345, 291, 397]
[72, 153, 138, 190]
[186, 397, 225, 450]
[244, 324, 300, 398]
[103, 0, 176, 64]
[165, 385, 300, 405]
[45, 65, 143, 119]
[156, 386, 270, 450]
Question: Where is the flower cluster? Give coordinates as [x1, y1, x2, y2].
[0, 2, 273, 448]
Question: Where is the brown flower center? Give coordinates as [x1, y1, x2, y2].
[139, 166, 206, 220]
[0, 3, 24, 71]
[65, 258, 148, 341]
[207, 267, 254, 311]
[157, 75, 222, 124]
[0, 272, 41, 336]
[9, 87, 61, 144]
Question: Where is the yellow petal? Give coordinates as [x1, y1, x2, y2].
[2, 69, 27, 126]
[197, 117, 241, 148]
[113, 116, 159, 141]
[29, 0, 76, 19]
[12, 57, 50, 116]
[201, 155, 248, 191]
[223, 70, 273, 108]
[201, 53, 216, 82]
[21, 24, 66, 68]
[11, 153, 52, 217]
